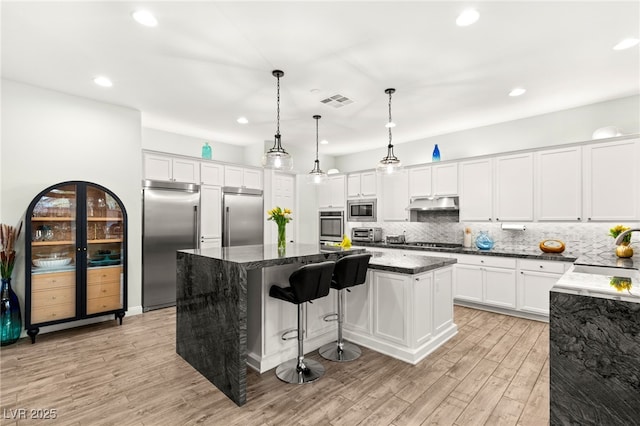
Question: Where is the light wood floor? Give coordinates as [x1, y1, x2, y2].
[0, 306, 549, 425]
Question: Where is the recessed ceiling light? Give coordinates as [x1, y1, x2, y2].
[613, 38, 639, 50]
[93, 76, 113, 87]
[237, 117, 249, 124]
[320, 139, 329, 145]
[509, 87, 526, 97]
[132, 10, 158, 27]
[456, 9, 479, 27]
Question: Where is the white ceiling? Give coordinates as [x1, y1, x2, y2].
[2, 1, 639, 156]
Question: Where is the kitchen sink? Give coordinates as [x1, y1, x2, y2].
[571, 264, 640, 279]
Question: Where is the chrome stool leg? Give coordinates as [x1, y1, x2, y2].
[319, 288, 362, 362]
[276, 303, 325, 384]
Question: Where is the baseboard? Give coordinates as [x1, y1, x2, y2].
[453, 301, 549, 322]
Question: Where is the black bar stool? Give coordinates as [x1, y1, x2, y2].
[319, 253, 371, 362]
[268, 261, 335, 384]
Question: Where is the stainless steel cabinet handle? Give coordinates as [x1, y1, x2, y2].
[194, 205, 199, 249]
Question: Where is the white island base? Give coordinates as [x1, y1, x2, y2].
[247, 262, 457, 372]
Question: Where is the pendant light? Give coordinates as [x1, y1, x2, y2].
[376, 88, 402, 174]
[308, 115, 327, 184]
[262, 69, 293, 170]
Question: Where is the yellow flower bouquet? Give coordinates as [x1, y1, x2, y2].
[267, 207, 292, 251]
[609, 224, 631, 244]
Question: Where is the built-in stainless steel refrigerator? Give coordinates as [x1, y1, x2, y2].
[142, 180, 200, 311]
[222, 187, 264, 248]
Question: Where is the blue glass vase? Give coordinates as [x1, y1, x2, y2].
[475, 231, 494, 250]
[202, 142, 212, 160]
[432, 144, 441, 162]
[1, 278, 22, 346]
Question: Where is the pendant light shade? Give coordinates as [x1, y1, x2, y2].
[308, 115, 327, 184]
[377, 88, 402, 174]
[262, 70, 293, 170]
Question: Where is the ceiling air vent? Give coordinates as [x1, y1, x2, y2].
[320, 94, 354, 108]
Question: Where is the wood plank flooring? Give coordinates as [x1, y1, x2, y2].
[0, 306, 549, 425]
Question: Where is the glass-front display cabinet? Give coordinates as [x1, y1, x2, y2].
[25, 181, 127, 343]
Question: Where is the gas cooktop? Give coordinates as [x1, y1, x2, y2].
[405, 242, 463, 249]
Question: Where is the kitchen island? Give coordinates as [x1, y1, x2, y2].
[176, 243, 365, 406]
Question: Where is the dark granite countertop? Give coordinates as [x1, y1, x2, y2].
[180, 243, 366, 269]
[367, 251, 457, 275]
[354, 241, 578, 262]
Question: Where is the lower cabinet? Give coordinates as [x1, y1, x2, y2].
[454, 255, 517, 309]
[517, 259, 567, 315]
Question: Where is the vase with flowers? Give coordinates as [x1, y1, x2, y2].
[267, 207, 292, 255]
[1, 221, 23, 346]
[609, 224, 633, 258]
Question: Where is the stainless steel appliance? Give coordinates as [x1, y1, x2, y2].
[347, 198, 377, 222]
[319, 210, 344, 243]
[406, 196, 459, 211]
[352, 227, 382, 242]
[222, 187, 264, 247]
[143, 180, 200, 311]
[386, 234, 406, 244]
[405, 241, 462, 250]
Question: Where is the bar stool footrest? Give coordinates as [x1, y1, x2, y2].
[322, 313, 338, 322]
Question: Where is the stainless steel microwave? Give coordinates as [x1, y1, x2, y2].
[347, 199, 377, 222]
[319, 210, 344, 242]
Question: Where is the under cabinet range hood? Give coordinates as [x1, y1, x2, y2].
[406, 196, 459, 211]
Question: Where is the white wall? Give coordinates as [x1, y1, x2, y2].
[142, 127, 246, 164]
[1, 79, 143, 327]
[336, 95, 640, 172]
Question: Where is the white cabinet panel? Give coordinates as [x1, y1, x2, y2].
[347, 172, 376, 198]
[483, 267, 516, 308]
[200, 238, 221, 249]
[243, 168, 263, 190]
[372, 272, 408, 345]
[319, 175, 346, 209]
[273, 173, 295, 242]
[200, 162, 224, 186]
[455, 255, 516, 309]
[413, 273, 433, 344]
[306, 290, 335, 339]
[517, 271, 558, 315]
[347, 174, 360, 198]
[143, 153, 199, 183]
[408, 166, 432, 198]
[224, 166, 244, 187]
[433, 267, 453, 335]
[432, 163, 458, 196]
[200, 185, 222, 240]
[454, 264, 483, 302]
[172, 158, 200, 183]
[583, 138, 640, 221]
[536, 147, 582, 221]
[381, 170, 409, 221]
[344, 276, 371, 334]
[495, 153, 534, 221]
[459, 158, 493, 222]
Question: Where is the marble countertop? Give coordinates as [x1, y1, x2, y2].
[367, 251, 457, 275]
[554, 264, 640, 304]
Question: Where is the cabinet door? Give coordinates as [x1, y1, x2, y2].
[243, 168, 263, 190]
[536, 147, 582, 221]
[318, 181, 332, 208]
[433, 267, 453, 334]
[306, 290, 336, 339]
[360, 172, 377, 197]
[200, 238, 221, 249]
[583, 138, 640, 221]
[224, 166, 244, 188]
[413, 273, 433, 345]
[200, 185, 222, 240]
[459, 159, 493, 222]
[483, 267, 516, 308]
[329, 175, 346, 208]
[495, 153, 534, 221]
[347, 174, 361, 198]
[408, 166, 432, 198]
[517, 270, 559, 315]
[432, 163, 458, 196]
[372, 272, 408, 345]
[263, 283, 297, 357]
[381, 170, 409, 221]
[172, 158, 200, 183]
[86, 266, 122, 315]
[273, 173, 295, 242]
[200, 162, 224, 186]
[344, 274, 371, 334]
[144, 153, 173, 181]
[454, 264, 483, 302]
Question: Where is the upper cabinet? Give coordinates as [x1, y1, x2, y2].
[408, 163, 457, 199]
[347, 171, 377, 198]
[224, 165, 263, 190]
[459, 158, 493, 222]
[200, 162, 224, 186]
[408, 166, 432, 198]
[535, 146, 582, 221]
[494, 153, 534, 222]
[143, 153, 200, 184]
[381, 170, 409, 221]
[583, 138, 640, 221]
[318, 175, 346, 209]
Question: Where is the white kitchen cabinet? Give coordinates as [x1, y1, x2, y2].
[454, 264, 483, 303]
[517, 259, 567, 315]
[372, 271, 409, 345]
[459, 158, 493, 222]
[272, 173, 296, 242]
[347, 172, 376, 198]
[408, 166, 432, 198]
[454, 255, 517, 309]
[200, 162, 224, 186]
[318, 175, 346, 209]
[583, 138, 640, 221]
[432, 163, 458, 196]
[344, 272, 372, 335]
[494, 152, 534, 222]
[224, 165, 263, 190]
[200, 238, 221, 249]
[433, 267, 454, 335]
[305, 290, 336, 340]
[381, 170, 409, 221]
[200, 185, 222, 240]
[143, 153, 200, 183]
[535, 146, 582, 221]
[483, 267, 517, 309]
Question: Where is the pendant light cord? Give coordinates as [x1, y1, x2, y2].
[388, 90, 393, 148]
[315, 116, 319, 161]
[276, 74, 281, 138]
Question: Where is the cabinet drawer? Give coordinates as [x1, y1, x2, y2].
[87, 282, 121, 300]
[456, 254, 516, 269]
[32, 271, 75, 291]
[87, 296, 121, 315]
[31, 303, 75, 324]
[519, 259, 566, 274]
[87, 267, 121, 285]
[31, 286, 75, 308]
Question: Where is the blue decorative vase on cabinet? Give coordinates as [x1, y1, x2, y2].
[1, 278, 22, 346]
[475, 231, 494, 250]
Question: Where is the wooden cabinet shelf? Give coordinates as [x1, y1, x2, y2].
[88, 239, 123, 244]
[32, 240, 75, 246]
[31, 217, 75, 221]
[87, 217, 123, 222]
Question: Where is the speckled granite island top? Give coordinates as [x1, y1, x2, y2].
[367, 251, 457, 274]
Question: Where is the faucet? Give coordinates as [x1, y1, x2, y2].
[615, 228, 640, 245]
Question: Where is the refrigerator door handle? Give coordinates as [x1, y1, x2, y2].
[194, 205, 200, 249]
[225, 206, 230, 246]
